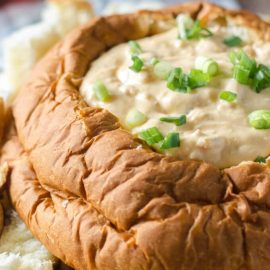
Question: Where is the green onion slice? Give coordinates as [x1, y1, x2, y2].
[125, 108, 147, 128]
[195, 56, 219, 76]
[229, 49, 270, 92]
[188, 69, 210, 89]
[230, 50, 257, 85]
[128, 40, 142, 55]
[254, 156, 266, 163]
[129, 55, 144, 72]
[248, 110, 270, 129]
[230, 50, 270, 93]
[166, 68, 210, 93]
[252, 64, 270, 93]
[176, 14, 194, 39]
[219, 91, 237, 102]
[151, 57, 160, 66]
[167, 68, 189, 93]
[223, 36, 242, 47]
[230, 50, 257, 74]
[160, 115, 187, 126]
[93, 80, 111, 102]
[154, 61, 173, 80]
[139, 127, 164, 145]
[233, 65, 251, 85]
[160, 132, 180, 150]
[186, 20, 213, 39]
[177, 14, 213, 40]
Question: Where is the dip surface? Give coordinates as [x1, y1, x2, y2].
[80, 24, 270, 168]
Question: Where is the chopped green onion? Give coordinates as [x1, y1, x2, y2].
[129, 55, 144, 72]
[233, 65, 250, 84]
[160, 115, 187, 126]
[139, 127, 164, 145]
[230, 50, 270, 92]
[151, 57, 160, 66]
[186, 20, 213, 39]
[252, 64, 270, 93]
[177, 14, 212, 40]
[166, 68, 209, 93]
[160, 132, 180, 150]
[125, 108, 147, 128]
[223, 36, 242, 47]
[128, 40, 142, 55]
[248, 110, 270, 129]
[188, 69, 210, 89]
[195, 56, 219, 76]
[219, 91, 237, 102]
[230, 50, 257, 74]
[199, 27, 213, 38]
[230, 50, 257, 85]
[167, 68, 189, 93]
[154, 61, 173, 80]
[93, 80, 111, 102]
[254, 156, 266, 163]
[176, 14, 194, 39]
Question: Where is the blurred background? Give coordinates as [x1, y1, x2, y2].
[0, 0, 261, 43]
[0, 0, 268, 49]
[0, 0, 269, 74]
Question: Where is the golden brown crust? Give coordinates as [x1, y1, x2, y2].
[0, 203, 3, 237]
[0, 163, 8, 193]
[0, 96, 5, 237]
[2, 2, 270, 270]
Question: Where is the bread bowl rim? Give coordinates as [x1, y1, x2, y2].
[3, 2, 270, 269]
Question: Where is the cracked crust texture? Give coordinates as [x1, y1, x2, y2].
[2, 2, 270, 270]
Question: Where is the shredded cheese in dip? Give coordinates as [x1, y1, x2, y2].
[80, 24, 270, 168]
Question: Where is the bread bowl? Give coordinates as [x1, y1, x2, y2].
[2, 2, 270, 269]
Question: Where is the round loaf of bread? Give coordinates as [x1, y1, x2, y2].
[2, 2, 270, 270]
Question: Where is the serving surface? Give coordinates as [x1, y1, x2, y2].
[2, 2, 270, 270]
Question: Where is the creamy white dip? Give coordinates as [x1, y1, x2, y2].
[80, 24, 270, 168]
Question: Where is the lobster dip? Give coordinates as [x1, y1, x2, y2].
[81, 14, 270, 168]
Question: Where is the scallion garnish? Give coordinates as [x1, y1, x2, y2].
[160, 132, 180, 150]
[128, 40, 142, 55]
[188, 69, 210, 89]
[230, 50, 270, 92]
[219, 91, 237, 102]
[139, 127, 164, 145]
[129, 55, 144, 72]
[233, 65, 250, 85]
[93, 80, 111, 102]
[252, 64, 270, 92]
[166, 68, 209, 93]
[230, 50, 256, 84]
[160, 115, 187, 126]
[154, 61, 173, 80]
[177, 14, 194, 39]
[223, 36, 242, 47]
[177, 14, 212, 40]
[195, 56, 219, 76]
[167, 68, 189, 93]
[187, 20, 213, 39]
[248, 110, 270, 129]
[254, 156, 266, 163]
[125, 108, 147, 128]
[230, 50, 257, 77]
[151, 57, 160, 66]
